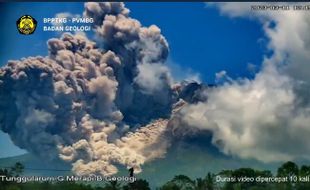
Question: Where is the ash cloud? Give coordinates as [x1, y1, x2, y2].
[0, 2, 174, 176]
[2, 2, 310, 177]
[84, 2, 173, 125]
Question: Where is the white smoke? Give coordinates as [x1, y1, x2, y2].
[173, 3, 310, 162]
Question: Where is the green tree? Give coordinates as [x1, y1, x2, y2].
[194, 172, 215, 190]
[218, 168, 274, 190]
[277, 161, 299, 190]
[0, 162, 25, 189]
[204, 172, 215, 190]
[297, 165, 310, 190]
[160, 175, 195, 190]
[123, 179, 150, 190]
[0, 168, 11, 189]
[299, 165, 310, 176]
[160, 183, 180, 190]
[217, 170, 234, 190]
[195, 178, 205, 190]
[104, 181, 122, 190]
[277, 161, 299, 177]
[10, 162, 24, 177]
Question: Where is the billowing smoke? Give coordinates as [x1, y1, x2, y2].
[2, 2, 310, 177]
[0, 2, 173, 176]
[172, 3, 310, 163]
[84, 2, 173, 125]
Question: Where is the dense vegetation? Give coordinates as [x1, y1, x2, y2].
[1, 161, 310, 190]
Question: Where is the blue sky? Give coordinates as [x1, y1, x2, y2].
[0, 2, 266, 158]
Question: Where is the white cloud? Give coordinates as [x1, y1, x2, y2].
[174, 3, 310, 162]
[166, 58, 201, 83]
[178, 64, 310, 162]
[52, 12, 85, 35]
[134, 63, 171, 94]
[53, 12, 81, 27]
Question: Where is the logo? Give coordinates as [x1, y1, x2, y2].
[16, 15, 37, 35]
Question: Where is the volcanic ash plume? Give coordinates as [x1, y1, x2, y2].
[4, 2, 310, 176]
[0, 2, 173, 176]
[84, 2, 173, 125]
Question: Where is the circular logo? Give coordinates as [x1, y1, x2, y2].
[16, 15, 37, 35]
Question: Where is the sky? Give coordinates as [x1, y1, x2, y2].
[0, 2, 265, 158]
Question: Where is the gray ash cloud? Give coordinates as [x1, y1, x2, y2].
[0, 2, 175, 176]
[2, 2, 310, 177]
